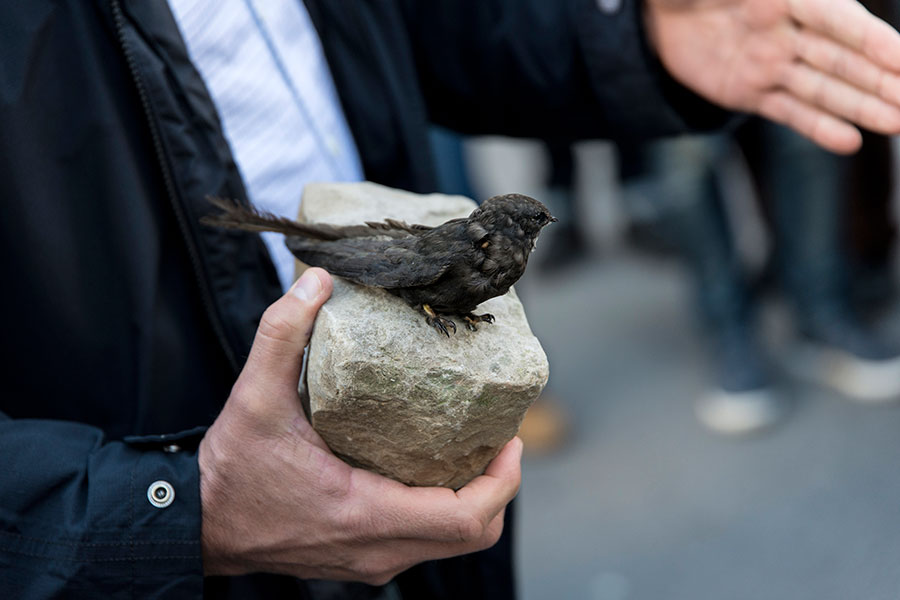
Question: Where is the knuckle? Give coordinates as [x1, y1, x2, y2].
[317, 466, 352, 502]
[361, 570, 397, 587]
[481, 517, 505, 549]
[228, 375, 254, 404]
[257, 303, 305, 344]
[226, 376, 267, 421]
[351, 556, 400, 586]
[454, 511, 487, 543]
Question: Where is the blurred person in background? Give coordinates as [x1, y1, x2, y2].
[738, 120, 900, 414]
[617, 120, 900, 436]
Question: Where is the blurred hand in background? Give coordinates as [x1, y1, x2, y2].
[646, 0, 900, 153]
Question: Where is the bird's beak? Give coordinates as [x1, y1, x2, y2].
[549, 216, 559, 223]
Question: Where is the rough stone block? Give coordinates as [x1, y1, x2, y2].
[299, 182, 549, 489]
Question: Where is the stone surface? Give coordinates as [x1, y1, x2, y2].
[298, 182, 549, 489]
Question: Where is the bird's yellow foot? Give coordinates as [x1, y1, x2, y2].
[423, 304, 457, 337]
[462, 312, 495, 331]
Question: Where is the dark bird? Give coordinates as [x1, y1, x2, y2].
[202, 194, 557, 336]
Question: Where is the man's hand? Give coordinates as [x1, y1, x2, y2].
[197, 267, 522, 584]
[645, 0, 900, 153]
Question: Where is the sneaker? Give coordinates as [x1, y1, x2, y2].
[695, 388, 783, 436]
[695, 325, 783, 435]
[785, 317, 900, 403]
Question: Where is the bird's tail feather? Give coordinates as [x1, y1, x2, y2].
[200, 196, 343, 240]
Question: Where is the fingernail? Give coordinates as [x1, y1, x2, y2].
[291, 269, 322, 302]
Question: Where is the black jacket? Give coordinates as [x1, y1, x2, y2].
[0, 1, 722, 598]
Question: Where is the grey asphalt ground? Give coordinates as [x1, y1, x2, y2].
[512, 246, 900, 600]
[463, 137, 900, 600]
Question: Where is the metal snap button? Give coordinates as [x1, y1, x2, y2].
[596, 0, 622, 14]
[162, 444, 181, 453]
[147, 480, 175, 508]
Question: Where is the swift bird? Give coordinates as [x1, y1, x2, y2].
[202, 193, 556, 336]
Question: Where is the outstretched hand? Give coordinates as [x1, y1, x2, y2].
[198, 268, 522, 584]
[645, 0, 900, 153]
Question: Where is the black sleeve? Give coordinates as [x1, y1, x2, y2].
[400, 0, 733, 141]
[0, 413, 206, 599]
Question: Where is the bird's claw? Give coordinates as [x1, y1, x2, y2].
[426, 315, 456, 337]
[422, 304, 458, 337]
[462, 312, 495, 331]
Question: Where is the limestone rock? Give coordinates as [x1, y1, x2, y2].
[299, 182, 549, 489]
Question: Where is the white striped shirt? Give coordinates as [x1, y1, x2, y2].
[168, 0, 364, 290]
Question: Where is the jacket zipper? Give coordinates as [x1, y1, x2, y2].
[110, 0, 239, 372]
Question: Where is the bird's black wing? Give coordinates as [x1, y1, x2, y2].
[286, 237, 451, 288]
[364, 218, 433, 236]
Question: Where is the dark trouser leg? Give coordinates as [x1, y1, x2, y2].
[760, 122, 852, 332]
[625, 135, 770, 394]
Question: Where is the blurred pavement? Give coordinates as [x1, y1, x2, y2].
[515, 252, 900, 600]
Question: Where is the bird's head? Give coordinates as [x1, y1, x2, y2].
[473, 194, 557, 239]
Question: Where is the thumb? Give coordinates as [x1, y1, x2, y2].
[237, 267, 333, 404]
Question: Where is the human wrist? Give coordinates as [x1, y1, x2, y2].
[198, 433, 246, 576]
